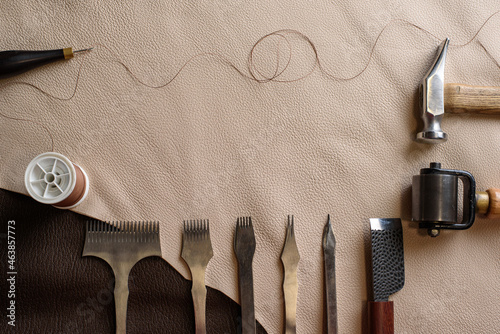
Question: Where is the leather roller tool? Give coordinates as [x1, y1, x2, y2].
[417, 38, 500, 143]
[412, 162, 500, 236]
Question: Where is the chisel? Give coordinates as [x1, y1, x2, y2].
[0, 47, 92, 79]
[368, 218, 405, 334]
[323, 215, 338, 334]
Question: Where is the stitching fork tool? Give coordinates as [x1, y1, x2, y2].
[234, 216, 257, 334]
[281, 215, 300, 334]
[82, 221, 162, 334]
[181, 219, 213, 334]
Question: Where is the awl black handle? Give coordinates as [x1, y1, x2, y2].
[0, 48, 73, 79]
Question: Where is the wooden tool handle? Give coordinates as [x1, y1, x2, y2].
[485, 188, 500, 218]
[444, 83, 500, 114]
[476, 188, 500, 218]
[369, 301, 394, 334]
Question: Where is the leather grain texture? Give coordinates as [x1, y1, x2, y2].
[0, 189, 267, 334]
[1, 1, 500, 333]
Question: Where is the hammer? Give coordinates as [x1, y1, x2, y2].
[417, 38, 500, 143]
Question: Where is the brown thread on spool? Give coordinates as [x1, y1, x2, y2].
[0, 12, 498, 210]
[53, 164, 87, 208]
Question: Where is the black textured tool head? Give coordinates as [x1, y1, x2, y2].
[369, 218, 405, 302]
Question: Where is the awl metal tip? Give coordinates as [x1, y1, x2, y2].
[74, 47, 93, 54]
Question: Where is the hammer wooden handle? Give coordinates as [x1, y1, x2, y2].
[445, 83, 500, 114]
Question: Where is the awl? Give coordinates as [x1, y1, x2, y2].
[368, 218, 405, 334]
[323, 215, 338, 334]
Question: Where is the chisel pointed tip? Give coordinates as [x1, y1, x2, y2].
[325, 214, 332, 231]
[323, 214, 335, 250]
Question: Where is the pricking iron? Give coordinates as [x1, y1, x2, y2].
[83, 221, 162, 334]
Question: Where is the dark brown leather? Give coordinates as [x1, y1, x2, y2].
[0, 189, 267, 333]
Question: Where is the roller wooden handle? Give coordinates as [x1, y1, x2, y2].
[444, 83, 500, 114]
[485, 188, 500, 218]
[368, 301, 394, 334]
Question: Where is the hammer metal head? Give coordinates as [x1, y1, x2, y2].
[416, 38, 450, 144]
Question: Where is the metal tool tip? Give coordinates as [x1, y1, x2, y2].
[370, 218, 402, 231]
[424, 37, 450, 79]
[74, 47, 93, 54]
[322, 215, 335, 250]
[324, 215, 332, 233]
[437, 38, 450, 57]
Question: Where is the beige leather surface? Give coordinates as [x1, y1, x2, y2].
[1, 1, 500, 333]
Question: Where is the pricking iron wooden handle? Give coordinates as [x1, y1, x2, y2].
[445, 83, 500, 114]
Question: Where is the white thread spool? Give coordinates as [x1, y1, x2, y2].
[24, 152, 89, 209]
